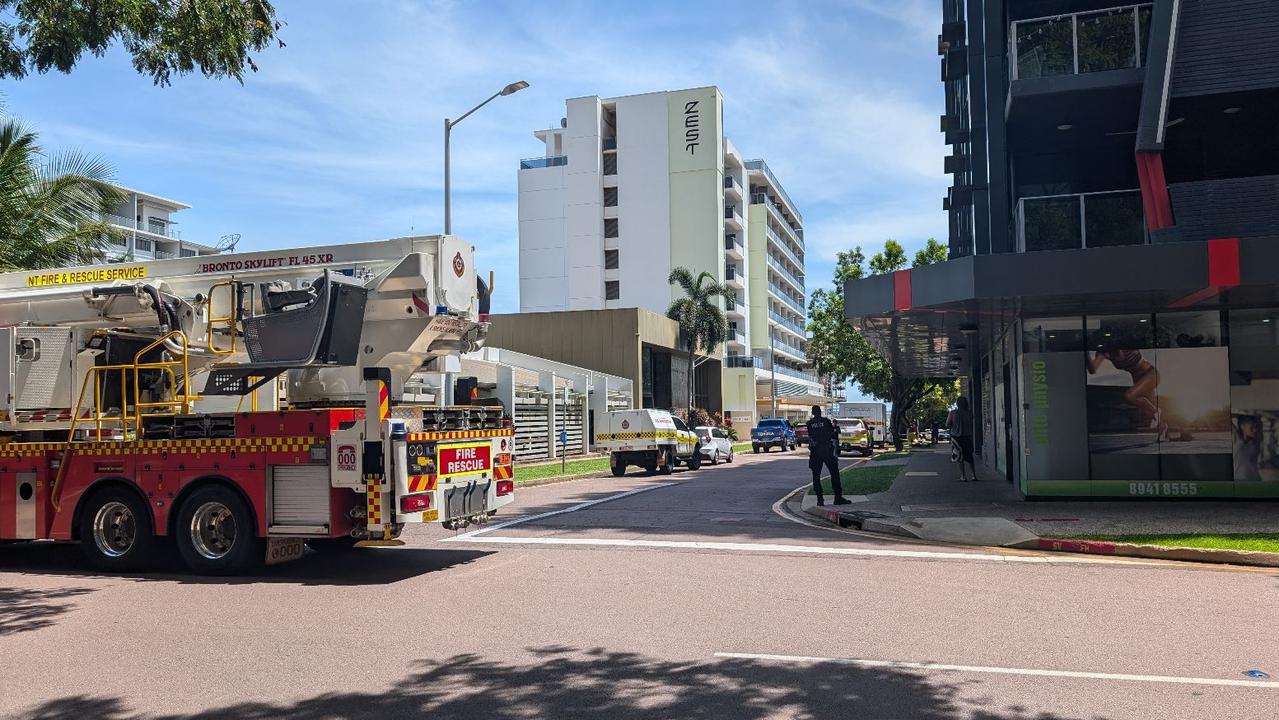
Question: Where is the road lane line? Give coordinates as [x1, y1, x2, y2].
[441, 483, 676, 542]
[442, 534, 1154, 565]
[712, 653, 1279, 690]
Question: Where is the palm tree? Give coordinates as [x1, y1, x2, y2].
[0, 118, 123, 272]
[666, 267, 733, 418]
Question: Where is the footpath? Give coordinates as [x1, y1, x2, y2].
[800, 448, 1279, 567]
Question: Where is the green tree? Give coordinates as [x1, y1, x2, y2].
[907, 380, 961, 439]
[666, 267, 732, 419]
[0, 118, 124, 271]
[0, 0, 282, 86]
[807, 240, 954, 451]
[912, 237, 948, 267]
[868, 239, 907, 275]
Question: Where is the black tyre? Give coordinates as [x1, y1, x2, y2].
[687, 453, 702, 471]
[175, 485, 264, 575]
[752, 444, 760, 454]
[78, 486, 160, 572]
[710, 451, 719, 466]
[611, 464, 626, 477]
[727, 449, 734, 463]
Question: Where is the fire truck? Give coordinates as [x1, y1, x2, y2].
[0, 236, 515, 574]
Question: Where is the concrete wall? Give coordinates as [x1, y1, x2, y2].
[666, 87, 725, 309]
[564, 97, 605, 310]
[614, 92, 673, 314]
[518, 162, 569, 311]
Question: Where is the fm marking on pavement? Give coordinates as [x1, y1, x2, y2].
[711, 653, 1279, 690]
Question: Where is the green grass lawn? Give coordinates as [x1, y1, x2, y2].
[515, 457, 611, 483]
[1068, 534, 1279, 554]
[731, 442, 752, 453]
[808, 463, 903, 497]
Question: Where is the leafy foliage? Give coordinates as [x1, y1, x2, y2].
[912, 237, 948, 267]
[666, 267, 732, 418]
[0, 118, 124, 272]
[0, 0, 282, 85]
[806, 240, 957, 450]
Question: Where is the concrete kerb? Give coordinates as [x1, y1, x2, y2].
[1029, 537, 1279, 569]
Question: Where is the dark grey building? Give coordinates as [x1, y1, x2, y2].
[846, 0, 1279, 498]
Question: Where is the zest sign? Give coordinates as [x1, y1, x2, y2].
[437, 442, 492, 477]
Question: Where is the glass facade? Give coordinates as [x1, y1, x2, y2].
[1011, 312, 1279, 497]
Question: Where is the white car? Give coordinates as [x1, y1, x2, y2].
[694, 426, 735, 465]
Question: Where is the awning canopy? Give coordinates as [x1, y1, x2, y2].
[844, 238, 1279, 377]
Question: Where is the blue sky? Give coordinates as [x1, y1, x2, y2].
[4, 0, 947, 401]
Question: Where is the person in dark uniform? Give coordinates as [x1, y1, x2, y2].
[806, 406, 850, 506]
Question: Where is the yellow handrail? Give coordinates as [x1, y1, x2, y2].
[206, 281, 238, 355]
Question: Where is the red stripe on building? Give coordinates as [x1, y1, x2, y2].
[1207, 237, 1240, 288]
[893, 269, 912, 311]
[1135, 151, 1174, 231]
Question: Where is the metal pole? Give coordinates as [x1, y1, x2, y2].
[770, 335, 778, 417]
[443, 118, 452, 235]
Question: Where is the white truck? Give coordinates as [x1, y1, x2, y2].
[597, 409, 702, 476]
[834, 402, 889, 447]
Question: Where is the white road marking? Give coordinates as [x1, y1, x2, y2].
[442, 483, 675, 542]
[444, 534, 1153, 565]
[712, 653, 1279, 690]
[904, 471, 939, 476]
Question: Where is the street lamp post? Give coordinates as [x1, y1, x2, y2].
[770, 334, 778, 418]
[443, 80, 529, 234]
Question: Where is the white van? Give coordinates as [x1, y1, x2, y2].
[597, 409, 702, 476]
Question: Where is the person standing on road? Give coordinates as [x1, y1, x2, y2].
[806, 406, 850, 506]
[947, 396, 977, 482]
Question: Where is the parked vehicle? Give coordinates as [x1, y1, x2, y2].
[836, 418, 873, 457]
[751, 417, 796, 453]
[794, 423, 810, 446]
[599, 409, 702, 476]
[695, 426, 735, 464]
[832, 402, 889, 447]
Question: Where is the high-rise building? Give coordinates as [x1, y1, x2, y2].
[101, 185, 222, 261]
[517, 87, 824, 434]
[845, 1, 1279, 498]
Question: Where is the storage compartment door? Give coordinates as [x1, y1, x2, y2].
[269, 465, 331, 533]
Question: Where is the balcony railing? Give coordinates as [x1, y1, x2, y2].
[724, 233, 743, 254]
[768, 280, 806, 315]
[724, 204, 742, 223]
[769, 310, 806, 337]
[1016, 189, 1146, 252]
[1011, 4, 1153, 81]
[102, 212, 135, 229]
[723, 175, 741, 192]
[727, 328, 747, 345]
[765, 253, 804, 293]
[770, 335, 806, 359]
[520, 155, 568, 169]
[766, 224, 805, 270]
[726, 355, 757, 369]
[744, 159, 802, 225]
[725, 264, 743, 283]
[770, 363, 819, 383]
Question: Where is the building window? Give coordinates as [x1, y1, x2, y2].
[605, 280, 620, 300]
[135, 238, 153, 251]
[180, 248, 196, 257]
[602, 153, 617, 176]
[603, 186, 619, 207]
[604, 249, 619, 269]
[604, 218, 619, 238]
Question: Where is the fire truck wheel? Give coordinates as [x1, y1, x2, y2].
[78, 487, 158, 571]
[176, 486, 264, 575]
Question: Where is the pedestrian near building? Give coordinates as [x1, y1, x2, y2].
[947, 396, 977, 482]
[806, 406, 850, 506]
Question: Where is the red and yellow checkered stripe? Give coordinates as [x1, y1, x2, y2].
[406, 429, 513, 442]
[378, 382, 390, 421]
[494, 464, 513, 480]
[366, 474, 383, 527]
[0, 436, 317, 458]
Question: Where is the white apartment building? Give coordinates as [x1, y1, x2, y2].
[517, 87, 824, 434]
[102, 186, 222, 261]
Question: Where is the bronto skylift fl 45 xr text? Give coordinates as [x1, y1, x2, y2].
[0, 236, 515, 573]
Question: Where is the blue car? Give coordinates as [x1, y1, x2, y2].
[751, 418, 796, 453]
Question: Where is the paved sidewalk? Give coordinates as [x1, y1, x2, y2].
[804, 447, 1279, 542]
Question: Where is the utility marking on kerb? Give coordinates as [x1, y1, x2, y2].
[441, 483, 675, 542]
[712, 653, 1279, 690]
[443, 535, 1154, 565]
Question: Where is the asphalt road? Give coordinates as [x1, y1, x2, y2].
[2, 450, 1277, 719]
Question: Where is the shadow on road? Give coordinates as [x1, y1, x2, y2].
[0, 586, 96, 636]
[11, 646, 1098, 720]
[0, 542, 493, 587]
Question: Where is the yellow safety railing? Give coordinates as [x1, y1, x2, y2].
[51, 330, 199, 512]
[206, 281, 239, 355]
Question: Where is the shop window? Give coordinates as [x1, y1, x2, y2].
[1022, 317, 1085, 353]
